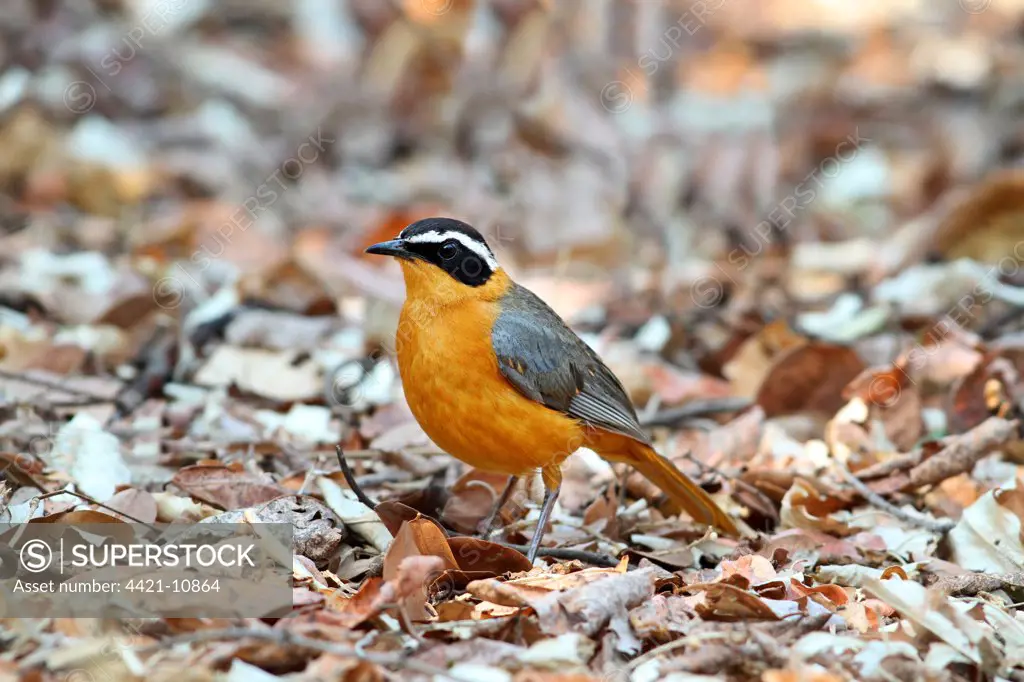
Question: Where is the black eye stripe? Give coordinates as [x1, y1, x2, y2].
[404, 239, 492, 287]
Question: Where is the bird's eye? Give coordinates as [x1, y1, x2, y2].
[438, 242, 459, 260]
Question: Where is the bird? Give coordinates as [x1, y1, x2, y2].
[366, 217, 738, 561]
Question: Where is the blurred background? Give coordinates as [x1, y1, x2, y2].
[1, 0, 1024, 426]
[6, 3, 1024, 674]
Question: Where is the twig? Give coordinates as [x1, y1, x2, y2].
[856, 417, 1019, 489]
[437, 513, 621, 567]
[852, 451, 921, 481]
[128, 626, 472, 681]
[34, 489, 160, 530]
[639, 397, 752, 428]
[501, 543, 620, 567]
[336, 444, 379, 510]
[906, 417, 1018, 489]
[837, 464, 954, 534]
[0, 369, 115, 402]
[931, 571, 1024, 596]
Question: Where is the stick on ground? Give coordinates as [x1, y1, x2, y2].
[838, 463, 954, 533]
[335, 444, 379, 509]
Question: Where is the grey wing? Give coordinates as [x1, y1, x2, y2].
[491, 284, 650, 444]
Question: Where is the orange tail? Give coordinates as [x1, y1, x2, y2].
[593, 434, 738, 535]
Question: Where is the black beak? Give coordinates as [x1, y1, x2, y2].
[365, 238, 413, 260]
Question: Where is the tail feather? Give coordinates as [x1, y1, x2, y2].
[618, 442, 738, 535]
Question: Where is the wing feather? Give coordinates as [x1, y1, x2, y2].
[491, 284, 650, 444]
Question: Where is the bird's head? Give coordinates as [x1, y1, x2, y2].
[366, 217, 508, 304]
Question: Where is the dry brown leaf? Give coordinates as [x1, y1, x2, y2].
[755, 343, 865, 418]
[948, 354, 1018, 434]
[32, 509, 126, 524]
[723, 319, 808, 399]
[382, 517, 458, 620]
[781, 479, 854, 536]
[171, 463, 286, 511]
[841, 365, 924, 453]
[628, 593, 695, 642]
[103, 488, 158, 524]
[466, 560, 629, 608]
[0, 326, 88, 374]
[687, 582, 780, 621]
[441, 469, 518, 535]
[446, 536, 533, 574]
[373, 500, 422, 536]
[788, 578, 849, 608]
[935, 169, 1024, 262]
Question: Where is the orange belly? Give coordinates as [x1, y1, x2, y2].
[396, 298, 584, 478]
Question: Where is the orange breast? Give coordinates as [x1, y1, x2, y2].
[396, 295, 584, 478]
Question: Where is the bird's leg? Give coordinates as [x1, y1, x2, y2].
[478, 475, 518, 539]
[526, 465, 563, 563]
[527, 485, 560, 564]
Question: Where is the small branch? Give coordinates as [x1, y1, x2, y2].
[130, 627, 471, 681]
[35, 489, 160, 530]
[396, 603, 429, 647]
[851, 452, 920, 481]
[931, 571, 1024, 597]
[906, 417, 1018, 489]
[857, 417, 1019, 490]
[837, 464, 954, 534]
[639, 397, 751, 428]
[434, 510, 621, 567]
[336, 444, 378, 510]
[0, 369, 115, 402]
[501, 543, 620, 567]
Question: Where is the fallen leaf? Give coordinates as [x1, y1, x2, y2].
[755, 344, 866, 417]
[47, 412, 131, 503]
[318, 476, 393, 554]
[441, 470, 519, 535]
[447, 536, 532, 574]
[193, 345, 324, 403]
[383, 517, 458, 620]
[171, 463, 286, 511]
[948, 483, 1024, 572]
[103, 488, 158, 523]
[628, 594, 695, 642]
[862, 577, 989, 665]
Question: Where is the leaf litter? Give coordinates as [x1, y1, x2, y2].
[3, 1, 1024, 681]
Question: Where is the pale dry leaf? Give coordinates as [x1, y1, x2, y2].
[517, 632, 596, 669]
[791, 633, 919, 680]
[151, 491, 220, 522]
[862, 577, 988, 665]
[194, 345, 323, 402]
[48, 412, 131, 503]
[317, 476, 392, 553]
[255, 404, 340, 443]
[948, 483, 1024, 573]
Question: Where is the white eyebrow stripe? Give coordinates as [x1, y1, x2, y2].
[405, 230, 498, 270]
